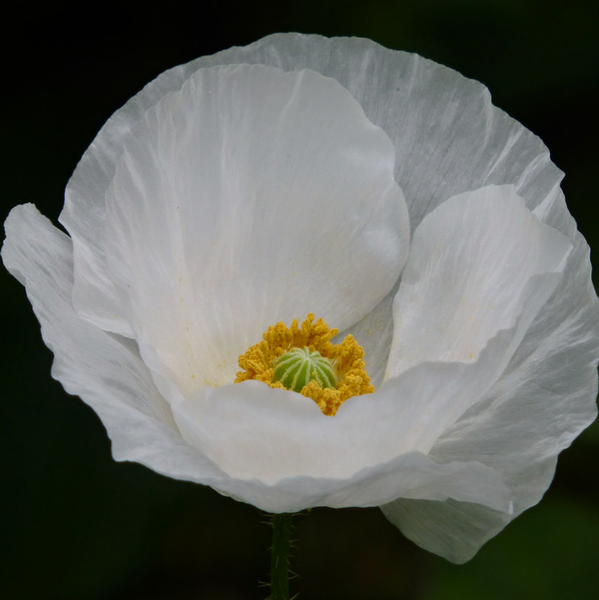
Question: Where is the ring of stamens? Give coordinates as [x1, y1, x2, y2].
[235, 313, 374, 416]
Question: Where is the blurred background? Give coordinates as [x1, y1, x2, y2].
[1, 1, 598, 598]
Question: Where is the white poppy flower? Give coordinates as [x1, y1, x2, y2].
[3, 33, 598, 564]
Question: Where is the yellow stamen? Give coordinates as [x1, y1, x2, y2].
[235, 313, 374, 416]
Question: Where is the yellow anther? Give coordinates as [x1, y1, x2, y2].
[235, 314, 374, 416]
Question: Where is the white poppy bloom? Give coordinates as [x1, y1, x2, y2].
[3, 33, 598, 563]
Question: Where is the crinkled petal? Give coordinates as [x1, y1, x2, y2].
[1, 204, 226, 483]
[246, 452, 511, 513]
[382, 188, 599, 562]
[70, 64, 408, 391]
[380, 498, 512, 564]
[199, 34, 563, 231]
[430, 195, 599, 524]
[172, 380, 510, 511]
[387, 185, 571, 378]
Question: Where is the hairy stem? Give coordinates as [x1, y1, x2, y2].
[269, 513, 294, 600]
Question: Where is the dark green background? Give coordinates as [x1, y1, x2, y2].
[2, 1, 598, 598]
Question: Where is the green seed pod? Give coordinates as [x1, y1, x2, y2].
[272, 347, 336, 392]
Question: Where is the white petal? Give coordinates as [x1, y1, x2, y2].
[1, 204, 226, 484]
[171, 380, 510, 511]
[205, 453, 509, 515]
[380, 498, 511, 564]
[169, 376, 468, 484]
[387, 185, 571, 378]
[73, 64, 408, 392]
[169, 351, 519, 509]
[428, 194, 599, 516]
[382, 189, 599, 562]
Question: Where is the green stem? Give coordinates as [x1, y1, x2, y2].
[269, 513, 294, 600]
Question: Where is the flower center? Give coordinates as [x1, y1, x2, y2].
[235, 313, 374, 416]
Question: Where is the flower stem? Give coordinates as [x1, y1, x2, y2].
[269, 513, 294, 600]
